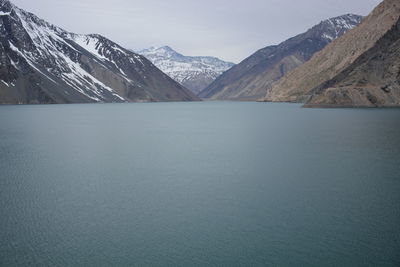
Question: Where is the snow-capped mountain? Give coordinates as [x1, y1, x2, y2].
[138, 46, 235, 94]
[312, 14, 363, 41]
[0, 0, 198, 104]
[200, 14, 363, 100]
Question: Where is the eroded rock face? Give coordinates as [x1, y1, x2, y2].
[305, 18, 400, 107]
[0, 0, 199, 104]
[264, 0, 400, 107]
[199, 14, 362, 101]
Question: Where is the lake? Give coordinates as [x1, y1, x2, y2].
[0, 102, 399, 266]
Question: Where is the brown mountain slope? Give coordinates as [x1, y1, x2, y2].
[263, 0, 400, 103]
[200, 14, 362, 101]
[304, 18, 400, 107]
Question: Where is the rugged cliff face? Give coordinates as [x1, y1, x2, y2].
[264, 0, 400, 106]
[199, 14, 362, 101]
[138, 46, 234, 95]
[305, 18, 400, 107]
[0, 0, 199, 104]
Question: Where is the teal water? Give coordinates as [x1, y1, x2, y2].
[0, 102, 399, 266]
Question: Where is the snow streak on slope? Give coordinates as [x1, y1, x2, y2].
[10, 7, 127, 101]
[0, 0, 198, 103]
[321, 14, 363, 41]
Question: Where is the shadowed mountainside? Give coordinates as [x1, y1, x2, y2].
[0, 0, 199, 104]
[199, 14, 362, 101]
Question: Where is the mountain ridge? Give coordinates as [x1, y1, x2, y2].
[263, 0, 400, 106]
[138, 46, 234, 95]
[305, 13, 400, 107]
[0, 0, 199, 104]
[199, 14, 363, 101]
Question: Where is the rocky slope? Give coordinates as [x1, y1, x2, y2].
[199, 14, 362, 101]
[305, 17, 400, 107]
[138, 46, 234, 95]
[264, 0, 400, 107]
[0, 0, 199, 104]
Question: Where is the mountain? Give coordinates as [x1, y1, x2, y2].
[305, 18, 400, 107]
[264, 0, 400, 107]
[138, 46, 235, 95]
[199, 14, 362, 101]
[0, 0, 199, 104]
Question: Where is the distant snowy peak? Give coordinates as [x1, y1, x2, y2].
[141, 46, 182, 59]
[327, 14, 362, 28]
[317, 14, 363, 41]
[139, 46, 234, 73]
[138, 46, 235, 94]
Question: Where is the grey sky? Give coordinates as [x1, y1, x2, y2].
[12, 0, 381, 63]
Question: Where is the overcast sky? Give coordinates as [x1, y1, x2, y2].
[12, 0, 381, 63]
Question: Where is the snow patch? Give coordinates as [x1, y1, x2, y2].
[9, 41, 59, 84]
[73, 35, 108, 61]
[139, 46, 234, 84]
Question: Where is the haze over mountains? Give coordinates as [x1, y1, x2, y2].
[0, 0, 398, 107]
[0, 0, 198, 104]
[199, 14, 363, 101]
[138, 46, 234, 95]
[265, 0, 400, 107]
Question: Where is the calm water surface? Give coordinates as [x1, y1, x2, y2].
[0, 102, 399, 266]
